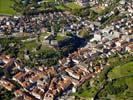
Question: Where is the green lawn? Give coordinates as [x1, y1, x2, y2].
[0, 0, 81, 15]
[0, 0, 16, 15]
[125, 77, 133, 90]
[55, 34, 66, 41]
[56, 2, 81, 11]
[74, 87, 97, 98]
[39, 32, 50, 42]
[113, 77, 133, 99]
[102, 77, 133, 99]
[56, 5, 66, 10]
[65, 2, 81, 10]
[112, 77, 133, 90]
[73, 81, 98, 98]
[106, 61, 133, 99]
[108, 62, 133, 79]
[80, 87, 97, 97]
[45, 0, 55, 2]
[23, 40, 37, 51]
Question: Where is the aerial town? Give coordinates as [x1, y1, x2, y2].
[0, 0, 133, 100]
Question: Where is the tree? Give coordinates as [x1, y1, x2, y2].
[0, 68, 4, 76]
[11, 0, 41, 15]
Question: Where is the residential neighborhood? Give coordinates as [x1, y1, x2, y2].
[0, 0, 132, 100]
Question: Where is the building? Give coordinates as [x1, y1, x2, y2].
[126, 43, 133, 53]
[76, 0, 89, 7]
[0, 79, 15, 91]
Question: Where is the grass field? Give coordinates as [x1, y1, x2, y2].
[23, 40, 37, 51]
[65, 2, 81, 10]
[79, 87, 97, 97]
[104, 61, 133, 99]
[56, 2, 81, 11]
[108, 62, 133, 79]
[55, 34, 66, 41]
[101, 77, 133, 99]
[73, 80, 98, 98]
[39, 32, 50, 42]
[112, 77, 133, 91]
[0, 0, 16, 15]
[0, 0, 55, 15]
[126, 77, 133, 90]
[0, 0, 81, 15]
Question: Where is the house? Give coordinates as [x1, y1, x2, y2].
[0, 55, 14, 71]
[59, 58, 67, 65]
[65, 68, 80, 80]
[71, 78, 80, 86]
[51, 40, 58, 46]
[126, 43, 133, 53]
[37, 83, 48, 93]
[0, 55, 11, 65]
[105, 41, 115, 48]
[72, 86, 77, 93]
[43, 34, 56, 45]
[0, 79, 15, 91]
[58, 77, 72, 91]
[14, 60, 24, 70]
[44, 90, 55, 100]
[21, 81, 32, 90]
[31, 87, 44, 100]
[13, 92, 37, 100]
[76, 0, 89, 7]
[29, 74, 40, 83]
[94, 66, 102, 73]
[115, 40, 127, 47]
[12, 71, 26, 82]
[102, 37, 109, 43]
[24, 54, 30, 60]
[14, 89, 24, 97]
[121, 35, 133, 42]
[119, 0, 126, 5]
[23, 93, 37, 100]
[112, 31, 121, 39]
[91, 33, 102, 42]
